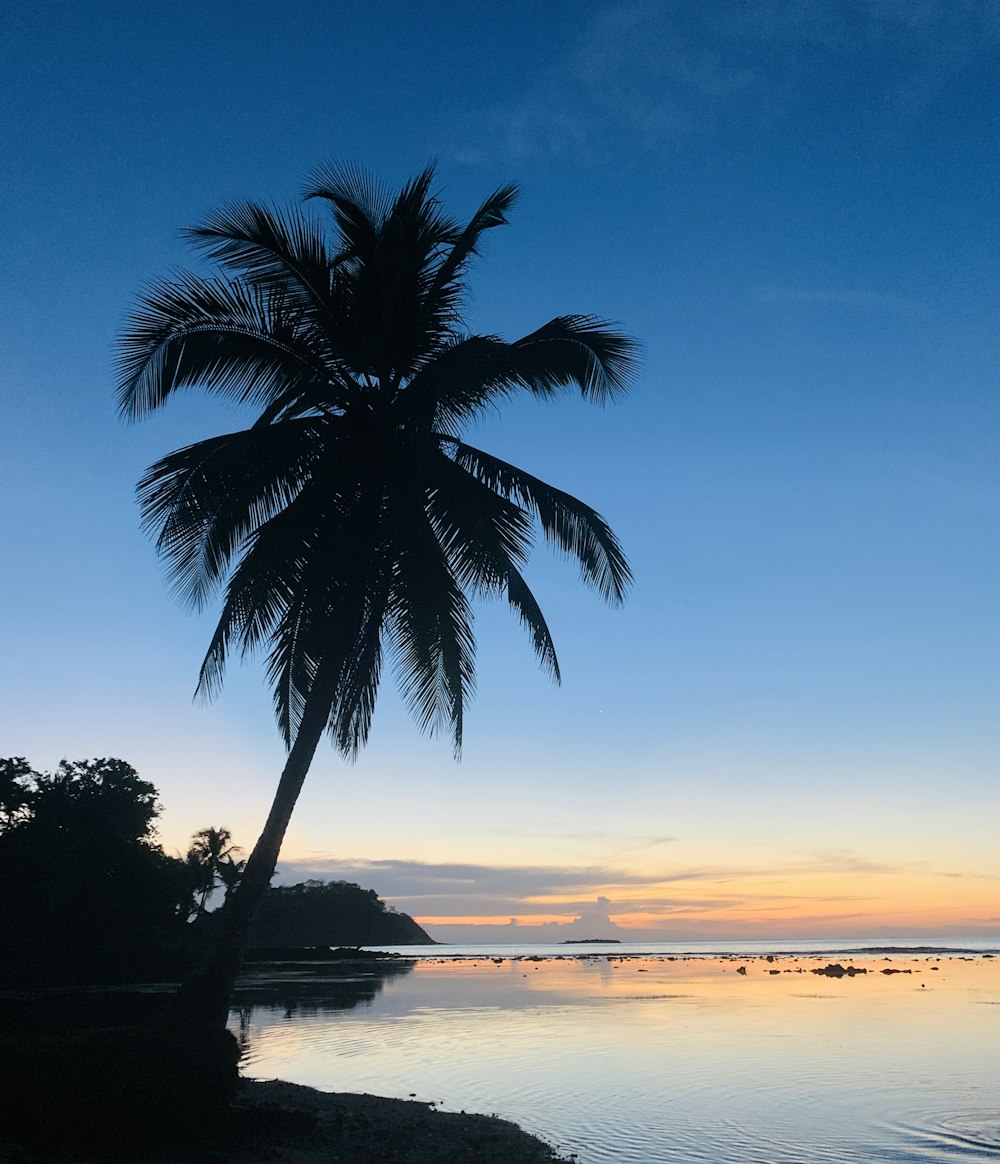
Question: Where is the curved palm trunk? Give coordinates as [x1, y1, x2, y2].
[166, 681, 334, 1030]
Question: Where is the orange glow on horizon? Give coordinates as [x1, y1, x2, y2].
[412, 865, 1000, 935]
[415, 914, 574, 927]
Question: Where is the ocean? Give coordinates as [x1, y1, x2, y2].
[231, 940, 1000, 1162]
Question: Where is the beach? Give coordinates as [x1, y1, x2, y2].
[1, 1078, 570, 1163]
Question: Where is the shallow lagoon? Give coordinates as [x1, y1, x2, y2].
[231, 947, 1000, 1163]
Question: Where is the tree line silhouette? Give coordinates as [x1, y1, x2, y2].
[2, 756, 185, 985]
[0, 757, 241, 985]
[248, 878, 430, 948]
[0, 756, 427, 987]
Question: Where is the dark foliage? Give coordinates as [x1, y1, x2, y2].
[0, 757, 198, 986]
[248, 879, 431, 948]
[0, 989, 173, 1035]
[0, 1024, 239, 1151]
[185, 824, 245, 915]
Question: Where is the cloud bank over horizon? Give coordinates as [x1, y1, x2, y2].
[271, 852, 1000, 941]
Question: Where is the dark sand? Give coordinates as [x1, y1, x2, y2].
[0, 1078, 573, 1163]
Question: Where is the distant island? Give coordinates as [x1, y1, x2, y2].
[248, 880, 433, 947]
[562, 939, 621, 944]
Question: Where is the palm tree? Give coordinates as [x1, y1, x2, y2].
[185, 826, 242, 915]
[118, 164, 637, 1028]
[215, 855, 245, 904]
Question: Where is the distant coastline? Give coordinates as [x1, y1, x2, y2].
[562, 938, 621, 944]
[365, 935, 1000, 960]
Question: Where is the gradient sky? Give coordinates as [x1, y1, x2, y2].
[3, 1, 999, 940]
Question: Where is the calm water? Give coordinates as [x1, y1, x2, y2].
[231, 943, 1000, 1163]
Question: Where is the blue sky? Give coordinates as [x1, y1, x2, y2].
[3, 0, 999, 938]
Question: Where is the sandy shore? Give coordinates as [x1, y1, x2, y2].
[1, 1078, 573, 1163]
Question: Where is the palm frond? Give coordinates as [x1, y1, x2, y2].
[304, 164, 461, 380]
[117, 273, 327, 420]
[400, 334, 518, 432]
[195, 547, 288, 709]
[402, 316, 639, 432]
[255, 473, 391, 748]
[429, 184, 518, 311]
[265, 581, 320, 748]
[265, 555, 389, 753]
[327, 589, 386, 758]
[509, 315, 639, 403]
[504, 567, 561, 682]
[444, 439, 632, 604]
[138, 419, 327, 609]
[304, 161, 394, 246]
[183, 202, 334, 320]
[424, 446, 534, 587]
[426, 450, 560, 681]
[193, 472, 352, 708]
[386, 495, 476, 754]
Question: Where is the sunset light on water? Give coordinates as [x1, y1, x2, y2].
[234, 950, 1000, 1162]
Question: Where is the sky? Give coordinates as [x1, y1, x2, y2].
[3, 0, 999, 941]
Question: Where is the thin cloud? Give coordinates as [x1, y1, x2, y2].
[619, 834, 679, 852]
[481, 826, 621, 841]
[275, 856, 662, 898]
[273, 850, 893, 923]
[480, 826, 678, 852]
[754, 286, 933, 316]
[460, 1, 762, 161]
[796, 849, 911, 876]
[452, 0, 1000, 162]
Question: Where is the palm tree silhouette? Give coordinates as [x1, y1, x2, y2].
[118, 164, 637, 1027]
[215, 855, 244, 904]
[185, 827, 242, 915]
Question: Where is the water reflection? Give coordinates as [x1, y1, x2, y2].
[229, 955, 1000, 1163]
[230, 957, 414, 1053]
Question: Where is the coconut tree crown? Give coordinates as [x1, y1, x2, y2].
[118, 164, 637, 758]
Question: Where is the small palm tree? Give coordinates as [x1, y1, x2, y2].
[215, 855, 245, 904]
[185, 826, 242, 915]
[118, 164, 637, 1027]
